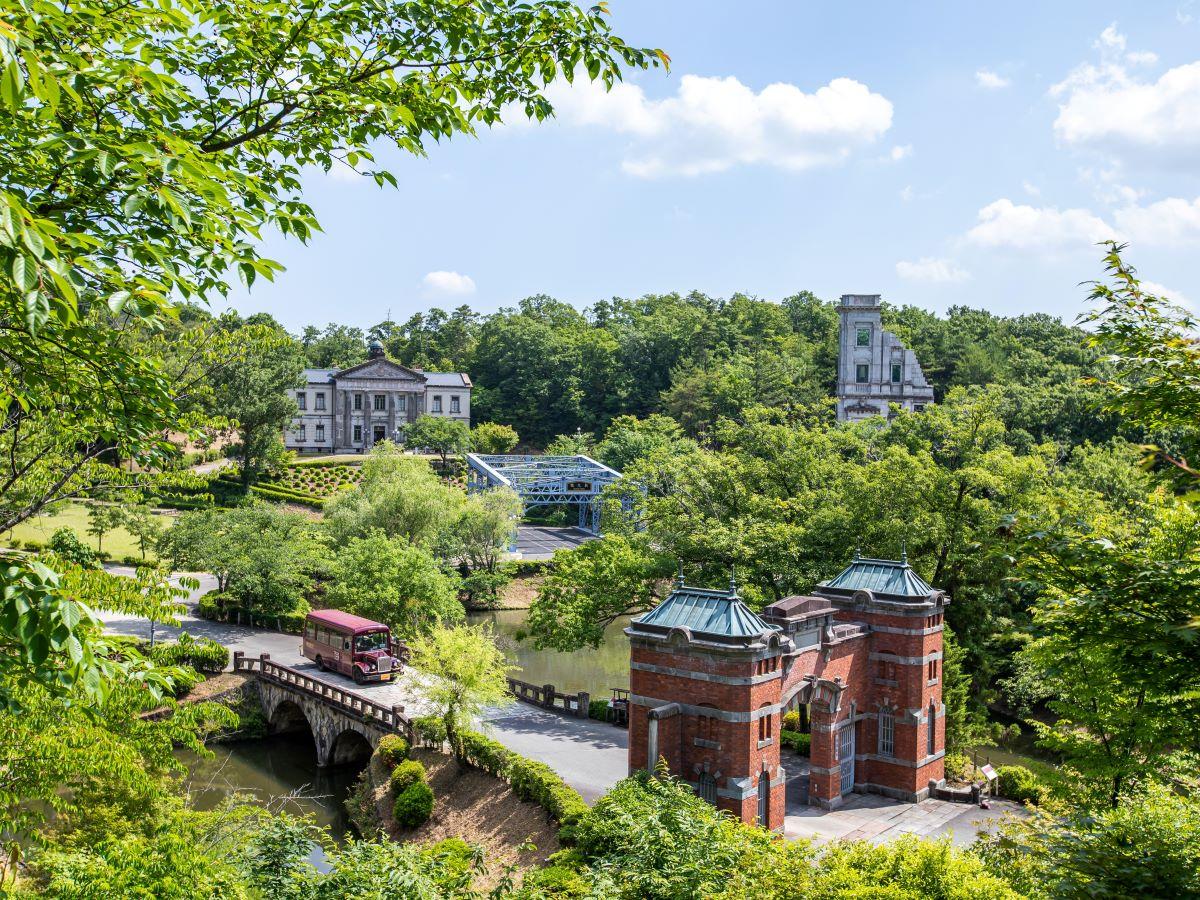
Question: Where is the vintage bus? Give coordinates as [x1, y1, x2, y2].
[301, 609, 402, 684]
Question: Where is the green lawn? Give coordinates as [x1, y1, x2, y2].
[4, 502, 175, 562]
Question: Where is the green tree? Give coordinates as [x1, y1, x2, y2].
[122, 504, 164, 562]
[405, 623, 513, 758]
[47, 527, 99, 569]
[86, 504, 125, 555]
[326, 531, 462, 637]
[325, 443, 463, 547]
[595, 414, 693, 472]
[471, 422, 520, 455]
[405, 414, 472, 468]
[452, 487, 523, 606]
[208, 320, 305, 487]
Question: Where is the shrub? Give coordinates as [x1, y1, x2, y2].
[151, 633, 229, 673]
[7, 539, 21, 549]
[782, 709, 800, 731]
[780, 729, 810, 757]
[995, 765, 1045, 805]
[392, 780, 434, 828]
[413, 715, 448, 747]
[588, 699, 610, 721]
[120, 554, 144, 566]
[48, 527, 99, 569]
[376, 734, 410, 767]
[944, 751, 975, 782]
[389, 759, 427, 795]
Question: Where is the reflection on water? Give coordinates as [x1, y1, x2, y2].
[468, 608, 631, 699]
[180, 734, 364, 870]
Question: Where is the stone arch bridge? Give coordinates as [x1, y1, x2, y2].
[234, 653, 413, 768]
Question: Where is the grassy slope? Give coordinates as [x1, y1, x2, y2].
[5, 502, 175, 561]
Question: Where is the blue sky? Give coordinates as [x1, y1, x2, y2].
[224, 1, 1200, 331]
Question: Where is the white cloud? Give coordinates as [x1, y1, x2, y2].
[1126, 51, 1160, 66]
[1022, 180, 1041, 197]
[975, 69, 1011, 89]
[1113, 195, 1200, 246]
[538, 73, 893, 177]
[966, 199, 1119, 250]
[889, 144, 913, 161]
[1051, 27, 1200, 164]
[899, 184, 915, 202]
[1142, 280, 1193, 309]
[895, 257, 970, 283]
[421, 271, 476, 296]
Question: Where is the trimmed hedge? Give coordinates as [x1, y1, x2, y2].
[587, 699, 610, 722]
[780, 729, 811, 757]
[249, 483, 326, 509]
[995, 765, 1046, 805]
[195, 592, 308, 634]
[292, 457, 364, 469]
[151, 633, 229, 673]
[458, 729, 589, 843]
[377, 734, 410, 767]
[393, 780, 434, 828]
[389, 759, 427, 794]
[412, 715, 448, 747]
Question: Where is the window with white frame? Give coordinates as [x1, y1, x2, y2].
[431, 395, 442, 413]
[353, 424, 362, 443]
[450, 395, 460, 414]
[316, 424, 325, 442]
[856, 363, 870, 383]
[297, 424, 306, 441]
[296, 392, 306, 410]
[878, 708, 895, 757]
[373, 394, 385, 411]
[353, 394, 362, 411]
[397, 395, 407, 412]
[314, 392, 325, 410]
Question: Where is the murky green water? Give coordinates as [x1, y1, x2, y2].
[468, 609, 631, 699]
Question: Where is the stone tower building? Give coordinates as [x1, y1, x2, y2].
[836, 294, 933, 422]
[628, 554, 948, 825]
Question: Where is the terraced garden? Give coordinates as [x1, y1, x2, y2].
[252, 460, 363, 506]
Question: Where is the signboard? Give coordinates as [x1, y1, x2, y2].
[980, 764, 998, 782]
[565, 480, 592, 492]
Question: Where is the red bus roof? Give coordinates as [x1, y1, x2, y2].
[307, 609, 389, 633]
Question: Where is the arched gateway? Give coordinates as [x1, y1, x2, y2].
[627, 553, 948, 828]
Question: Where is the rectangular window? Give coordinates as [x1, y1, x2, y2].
[373, 394, 385, 411]
[353, 394, 362, 411]
[928, 704, 937, 755]
[397, 395, 407, 412]
[297, 424, 306, 441]
[314, 392, 325, 411]
[432, 395, 443, 413]
[856, 327, 870, 347]
[450, 396, 460, 414]
[316, 424, 325, 442]
[891, 363, 902, 383]
[879, 710, 895, 757]
[856, 364, 870, 383]
[296, 392, 306, 410]
[353, 424, 362, 443]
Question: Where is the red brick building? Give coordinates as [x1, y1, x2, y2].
[626, 554, 948, 828]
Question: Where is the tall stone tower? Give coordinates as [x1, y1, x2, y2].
[836, 294, 933, 422]
[626, 577, 791, 831]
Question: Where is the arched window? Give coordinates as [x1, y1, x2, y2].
[928, 701, 937, 756]
[697, 771, 717, 804]
[878, 707, 895, 757]
[758, 704, 773, 742]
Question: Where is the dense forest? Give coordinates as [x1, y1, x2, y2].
[297, 291, 1122, 449]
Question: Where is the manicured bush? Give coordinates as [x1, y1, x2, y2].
[780, 729, 810, 757]
[389, 759, 427, 794]
[782, 709, 801, 731]
[120, 554, 144, 566]
[392, 780, 434, 828]
[588, 699, 610, 721]
[995, 765, 1046, 805]
[944, 751, 974, 782]
[376, 734, 410, 767]
[413, 715, 448, 747]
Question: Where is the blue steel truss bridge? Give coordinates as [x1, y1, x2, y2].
[465, 454, 623, 534]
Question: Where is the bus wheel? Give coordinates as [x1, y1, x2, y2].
[353, 667, 365, 685]
[315, 656, 325, 672]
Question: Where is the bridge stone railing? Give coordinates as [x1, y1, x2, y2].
[234, 651, 413, 740]
[506, 676, 590, 719]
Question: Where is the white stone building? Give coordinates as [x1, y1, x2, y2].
[285, 340, 472, 453]
[836, 294, 933, 422]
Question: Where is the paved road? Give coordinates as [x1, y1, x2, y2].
[514, 525, 596, 560]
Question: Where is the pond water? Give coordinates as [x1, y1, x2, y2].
[180, 734, 364, 870]
[468, 608, 631, 699]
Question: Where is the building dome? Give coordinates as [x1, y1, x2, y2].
[368, 338, 385, 358]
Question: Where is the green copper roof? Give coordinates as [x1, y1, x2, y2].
[818, 556, 935, 599]
[633, 585, 778, 639]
